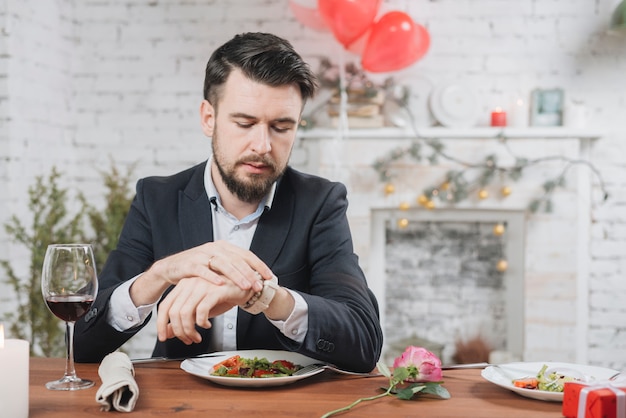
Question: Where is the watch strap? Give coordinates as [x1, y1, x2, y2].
[241, 275, 279, 315]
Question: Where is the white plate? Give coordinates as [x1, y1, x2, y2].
[481, 361, 620, 402]
[180, 349, 324, 387]
[429, 83, 478, 127]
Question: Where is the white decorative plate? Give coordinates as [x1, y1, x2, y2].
[429, 83, 478, 127]
[481, 361, 620, 402]
[180, 349, 324, 388]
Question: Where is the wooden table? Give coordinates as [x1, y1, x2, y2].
[30, 358, 564, 417]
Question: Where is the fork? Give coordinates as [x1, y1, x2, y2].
[295, 362, 499, 377]
[294, 363, 383, 377]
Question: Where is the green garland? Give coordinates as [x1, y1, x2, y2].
[372, 98, 609, 213]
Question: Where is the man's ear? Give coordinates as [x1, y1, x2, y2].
[199, 100, 215, 137]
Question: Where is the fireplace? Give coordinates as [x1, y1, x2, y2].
[370, 208, 525, 364]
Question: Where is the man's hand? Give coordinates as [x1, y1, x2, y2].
[156, 276, 255, 344]
[129, 240, 273, 306]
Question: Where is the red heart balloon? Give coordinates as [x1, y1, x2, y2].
[289, 0, 328, 31]
[318, 0, 381, 48]
[361, 11, 430, 73]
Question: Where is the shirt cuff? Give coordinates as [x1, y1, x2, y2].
[266, 289, 308, 343]
[107, 274, 157, 331]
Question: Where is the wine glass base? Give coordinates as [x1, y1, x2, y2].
[45, 376, 95, 391]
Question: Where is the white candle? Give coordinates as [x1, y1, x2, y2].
[509, 98, 529, 127]
[0, 324, 29, 418]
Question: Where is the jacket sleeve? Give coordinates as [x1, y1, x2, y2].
[74, 179, 158, 362]
[272, 180, 383, 372]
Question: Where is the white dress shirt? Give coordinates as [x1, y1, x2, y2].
[106, 158, 309, 351]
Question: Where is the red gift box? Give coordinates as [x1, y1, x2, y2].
[563, 382, 626, 418]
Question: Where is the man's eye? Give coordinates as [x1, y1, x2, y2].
[273, 126, 292, 133]
[236, 122, 253, 129]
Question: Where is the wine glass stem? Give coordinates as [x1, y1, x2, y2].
[63, 321, 78, 379]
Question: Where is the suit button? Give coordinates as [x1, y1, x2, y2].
[84, 308, 98, 322]
[317, 339, 333, 351]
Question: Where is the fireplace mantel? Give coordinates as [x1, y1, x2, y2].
[298, 127, 604, 141]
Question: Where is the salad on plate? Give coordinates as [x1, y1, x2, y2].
[481, 361, 619, 402]
[210, 355, 303, 378]
[512, 364, 583, 392]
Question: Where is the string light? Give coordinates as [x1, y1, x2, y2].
[397, 218, 409, 228]
[372, 101, 609, 213]
[493, 223, 506, 236]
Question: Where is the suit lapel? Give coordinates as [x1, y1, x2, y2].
[250, 174, 294, 269]
[179, 162, 214, 249]
[238, 173, 295, 338]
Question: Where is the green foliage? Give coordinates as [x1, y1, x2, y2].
[1, 163, 134, 356]
[80, 161, 135, 273]
[1, 168, 85, 356]
[393, 381, 451, 400]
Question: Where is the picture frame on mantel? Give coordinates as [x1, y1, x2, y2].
[530, 88, 564, 126]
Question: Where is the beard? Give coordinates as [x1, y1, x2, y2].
[212, 132, 286, 204]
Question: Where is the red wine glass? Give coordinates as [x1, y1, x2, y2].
[41, 244, 98, 390]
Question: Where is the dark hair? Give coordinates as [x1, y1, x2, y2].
[203, 32, 318, 109]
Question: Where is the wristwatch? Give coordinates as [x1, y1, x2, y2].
[240, 275, 279, 315]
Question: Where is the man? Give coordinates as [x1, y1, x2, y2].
[74, 32, 383, 372]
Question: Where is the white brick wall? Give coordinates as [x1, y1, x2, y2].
[1, 0, 624, 368]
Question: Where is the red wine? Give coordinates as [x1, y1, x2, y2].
[45, 295, 94, 322]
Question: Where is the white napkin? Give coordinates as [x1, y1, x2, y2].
[96, 351, 140, 412]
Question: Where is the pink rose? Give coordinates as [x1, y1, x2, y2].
[392, 346, 443, 382]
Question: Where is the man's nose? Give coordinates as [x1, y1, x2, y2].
[251, 127, 272, 154]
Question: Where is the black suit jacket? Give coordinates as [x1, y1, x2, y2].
[74, 162, 383, 372]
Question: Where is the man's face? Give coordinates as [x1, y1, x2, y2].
[206, 69, 303, 203]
